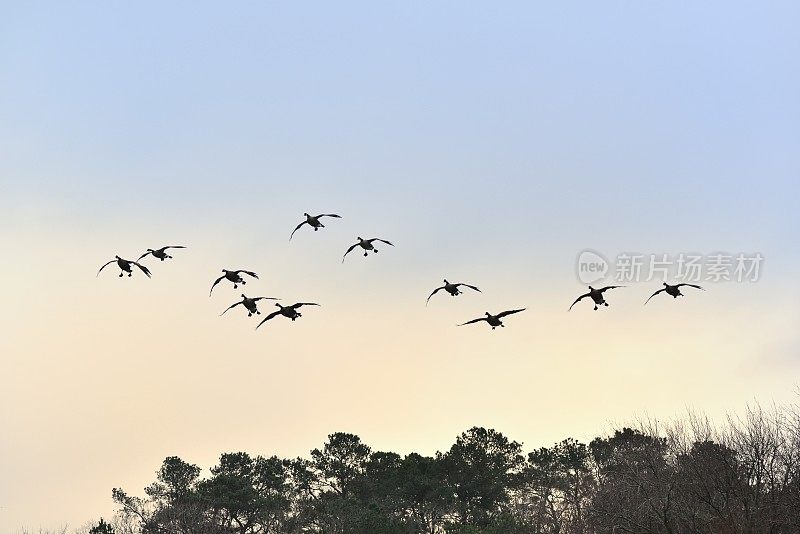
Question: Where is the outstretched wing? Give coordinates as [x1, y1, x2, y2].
[318, 213, 342, 219]
[253, 296, 280, 302]
[458, 283, 481, 293]
[209, 275, 225, 296]
[136, 250, 153, 261]
[96, 260, 115, 277]
[458, 317, 487, 326]
[496, 308, 526, 318]
[342, 243, 359, 262]
[371, 238, 394, 246]
[220, 301, 242, 316]
[291, 302, 320, 309]
[676, 283, 704, 291]
[163, 245, 186, 251]
[255, 311, 282, 329]
[600, 285, 624, 293]
[132, 261, 152, 278]
[425, 286, 445, 305]
[643, 289, 665, 305]
[239, 270, 259, 279]
[568, 293, 590, 311]
[289, 221, 307, 241]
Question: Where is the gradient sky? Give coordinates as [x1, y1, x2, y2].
[1, 1, 799, 530]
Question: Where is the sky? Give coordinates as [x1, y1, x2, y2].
[1, 1, 799, 530]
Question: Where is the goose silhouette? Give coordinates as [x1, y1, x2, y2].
[256, 302, 320, 329]
[290, 213, 342, 240]
[137, 245, 186, 262]
[209, 269, 259, 296]
[97, 256, 152, 278]
[342, 237, 394, 262]
[458, 309, 526, 329]
[221, 294, 280, 317]
[426, 279, 481, 305]
[644, 282, 705, 305]
[569, 285, 624, 311]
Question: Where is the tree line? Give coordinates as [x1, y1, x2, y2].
[84, 403, 800, 533]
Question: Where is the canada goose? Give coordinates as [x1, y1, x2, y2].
[255, 302, 320, 329]
[458, 309, 526, 329]
[220, 294, 280, 317]
[569, 285, 623, 311]
[644, 282, 705, 305]
[209, 269, 259, 296]
[97, 256, 152, 278]
[290, 213, 342, 240]
[342, 237, 394, 262]
[137, 245, 186, 262]
[426, 279, 481, 305]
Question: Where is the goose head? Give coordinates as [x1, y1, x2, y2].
[485, 312, 491, 317]
[443, 279, 449, 284]
[115, 255, 122, 260]
[304, 212, 310, 218]
[588, 286, 594, 291]
[663, 282, 668, 287]
[241, 293, 247, 299]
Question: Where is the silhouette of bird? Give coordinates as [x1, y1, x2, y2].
[137, 245, 186, 262]
[255, 302, 320, 329]
[644, 282, 705, 305]
[458, 309, 526, 329]
[342, 237, 394, 262]
[290, 213, 342, 240]
[220, 294, 280, 317]
[569, 285, 623, 311]
[209, 269, 259, 296]
[426, 279, 481, 305]
[97, 256, 152, 278]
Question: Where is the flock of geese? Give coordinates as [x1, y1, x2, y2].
[97, 213, 706, 331]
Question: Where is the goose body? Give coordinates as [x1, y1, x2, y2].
[97, 256, 152, 278]
[256, 302, 320, 329]
[458, 309, 526, 329]
[209, 269, 259, 296]
[137, 245, 186, 262]
[342, 237, 394, 262]
[221, 294, 280, 317]
[644, 282, 705, 305]
[569, 285, 623, 311]
[290, 213, 342, 240]
[426, 279, 481, 305]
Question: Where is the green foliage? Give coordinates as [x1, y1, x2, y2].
[107, 418, 800, 534]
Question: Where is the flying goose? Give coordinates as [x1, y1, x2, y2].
[569, 285, 623, 311]
[221, 294, 280, 317]
[255, 302, 320, 329]
[342, 237, 394, 262]
[644, 282, 705, 305]
[137, 245, 186, 262]
[97, 256, 152, 278]
[458, 309, 526, 329]
[209, 269, 259, 296]
[426, 279, 481, 305]
[290, 213, 342, 240]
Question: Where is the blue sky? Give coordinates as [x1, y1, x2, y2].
[1, 1, 799, 530]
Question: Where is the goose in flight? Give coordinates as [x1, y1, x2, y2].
[137, 245, 186, 262]
[569, 285, 623, 311]
[255, 302, 320, 329]
[426, 279, 481, 305]
[221, 294, 280, 317]
[644, 282, 705, 305]
[342, 237, 394, 262]
[290, 213, 342, 240]
[209, 269, 259, 296]
[97, 256, 152, 278]
[458, 309, 526, 330]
